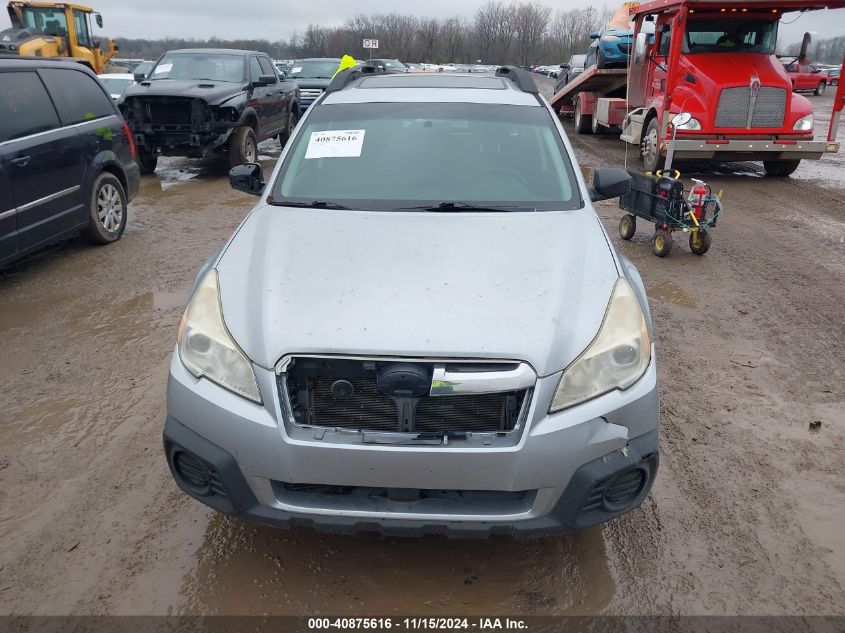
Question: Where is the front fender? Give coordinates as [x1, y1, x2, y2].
[236, 106, 258, 129]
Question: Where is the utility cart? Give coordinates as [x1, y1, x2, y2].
[619, 169, 722, 257]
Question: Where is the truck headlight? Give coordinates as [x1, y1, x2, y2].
[549, 278, 650, 412]
[177, 269, 262, 403]
[601, 35, 621, 42]
[793, 114, 813, 131]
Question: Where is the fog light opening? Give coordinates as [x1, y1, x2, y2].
[603, 467, 647, 511]
[173, 450, 213, 495]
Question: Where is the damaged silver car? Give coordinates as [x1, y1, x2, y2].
[163, 66, 659, 537]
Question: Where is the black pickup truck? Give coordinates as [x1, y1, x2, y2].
[121, 48, 299, 173]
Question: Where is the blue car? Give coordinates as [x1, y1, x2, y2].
[586, 18, 655, 69]
[587, 22, 633, 69]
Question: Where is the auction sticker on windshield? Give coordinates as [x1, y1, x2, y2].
[153, 63, 172, 75]
[305, 130, 366, 159]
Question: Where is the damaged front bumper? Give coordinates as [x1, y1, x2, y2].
[163, 350, 660, 537]
[123, 96, 237, 157]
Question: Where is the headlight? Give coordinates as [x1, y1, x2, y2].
[177, 269, 262, 403]
[549, 278, 650, 412]
[601, 35, 621, 42]
[793, 113, 813, 131]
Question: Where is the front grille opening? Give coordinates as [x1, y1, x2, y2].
[282, 357, 530, 435]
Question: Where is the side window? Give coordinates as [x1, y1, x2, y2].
[73, 9, 91, 48]
[258, 57, 276, 82]
[249, 57, 263, 83]
[39, 68, 114, 126]
[0, 71, 60, 142]
[658, 26, 672, 56]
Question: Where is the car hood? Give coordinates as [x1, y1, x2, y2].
[216, 206, 620, 376]
[685, 53, 789, 87]
[123, 79, 246, 105]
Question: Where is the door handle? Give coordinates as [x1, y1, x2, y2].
[10, 156, 31, 167]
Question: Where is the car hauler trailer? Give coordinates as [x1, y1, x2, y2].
[549, 0, 845, 176]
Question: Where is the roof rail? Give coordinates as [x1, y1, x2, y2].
[324, 63, 386, 95]
[495, 65, 539, 94]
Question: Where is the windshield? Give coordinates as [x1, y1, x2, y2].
[100, 77, 134, 95]
[289, 60, 341, 79]
[149, 53, 245, 82]
[21, 7, 68, 36]
[683, 18, 778, 54]
[381, 60, 407, 69]
[272, 102, 580, 211]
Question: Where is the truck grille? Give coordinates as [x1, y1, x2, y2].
[715, 86, 786, 128]
[299, 88, 324, 100]
[282, 357, 532, 435]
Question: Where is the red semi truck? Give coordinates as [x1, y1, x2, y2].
[550, 0, 845, 176]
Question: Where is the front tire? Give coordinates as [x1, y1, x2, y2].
[652, 229, 673, 258]
[81, 172, 127, 245]
[689, 230, 712, 255]
[763, 160, 801, 177]
[229, 126, 258, 168]
[619, 214, 636, 240]
[574, 96, 592, 135]
[641, 117, 664, 173]
[814, 81, 826, 96]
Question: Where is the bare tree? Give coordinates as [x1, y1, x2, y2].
[513, 2, 552, 66]
[417, 18, 441, 62]
[116, 2, 612, 65]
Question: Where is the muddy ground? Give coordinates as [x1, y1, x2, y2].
[0, 76, 843, 617]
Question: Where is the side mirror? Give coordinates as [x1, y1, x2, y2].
[229, 163, 264, 196]
[798, 32, 812, 65]
[133, 72, 146, 82]
[560, 63, 570, 69]
[95, 13, 103, 28]
[255, 74, 275, 86]
[589, 167, 631, 202]
[589, 31, 600, 39]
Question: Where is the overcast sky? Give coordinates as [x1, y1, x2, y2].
[17, 1, 844, 46]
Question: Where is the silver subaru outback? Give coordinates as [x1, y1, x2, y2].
[164, 66, 659, 537]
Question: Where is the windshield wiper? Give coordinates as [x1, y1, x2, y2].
[275, 200, 350, 210]
[396, 202, 536, 212]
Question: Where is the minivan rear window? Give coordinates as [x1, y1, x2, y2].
[39, 68, 114, 126]
[0, 71, 60, 142]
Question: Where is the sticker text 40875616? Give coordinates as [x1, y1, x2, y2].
[304, 129, 366, 159]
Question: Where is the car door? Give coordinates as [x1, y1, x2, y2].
[0, 154, 16, 263]
[797, 64, 813, 90]
[0, 69, 86, 253]
[258, 56, 287, 134]
[248, 55, 273, 140]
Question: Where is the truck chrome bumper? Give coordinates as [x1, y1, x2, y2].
[662, 139, 838, 161]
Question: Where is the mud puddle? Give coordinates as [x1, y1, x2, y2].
[178, 518, 614, 616]
[646, 280, 696, 308]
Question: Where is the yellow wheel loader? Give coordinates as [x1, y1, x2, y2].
[0, 1, 118, 74]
